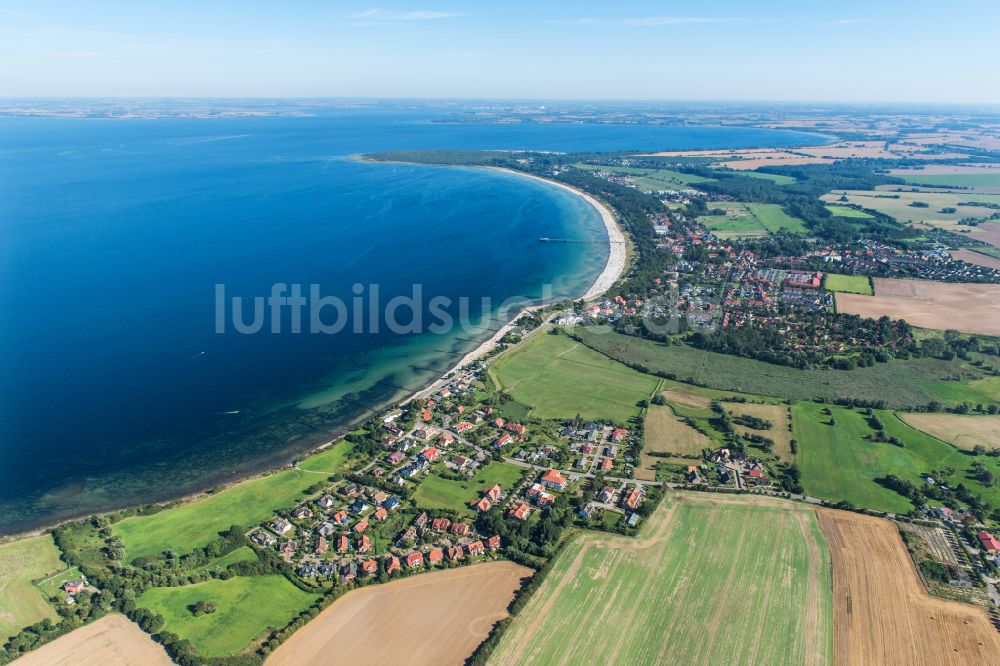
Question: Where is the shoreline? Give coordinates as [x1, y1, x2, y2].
[0, 165, 626, 543]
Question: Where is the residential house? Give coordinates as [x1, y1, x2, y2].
[406, 551, 424, 569]
[317, 495, 336, 510]
[540, 469, 567, 491]
[291, 506, 313, 521]
[447, 546, 465, 561]
[373, 507, 389, 521]
[509, 503, 532, 520]
[63, 579, 87, 595]
[467, 541, 486, 556]
[333, 511, 349, 525]
[270, 518, 293, 535]
[487, 535, 501, 550]
[317, 521, 336, 538]
[431, 517, 451, 531]
[252, 530, 277, 547]
[361, 559, 378, 577]
[350, 499, 370, 514]
[421, 447, 440, 463]
[340, 561, 358, 584]
[385, 555, 401, 574]
[384, 496, 401, 511]
[484, 484, 502, 503]
[455, 421, 474, 433]
[471, 497, 492, 513]
[494, 433, 513, 448]
[611, 428, 628, 442]
[358, 534, 372, 553]
[506, 423, 526, 436]
[315, 536, 329, 554]
[354, 518, 369, 533]
[450, 522, 470, 536]
[336, 535, 350, 553]
[979, 532, 1000, 553]
[428, 548, 444, 565]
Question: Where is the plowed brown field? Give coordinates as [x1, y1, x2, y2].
[818, 510, 1000, 666]
[266, 561, 532, 666]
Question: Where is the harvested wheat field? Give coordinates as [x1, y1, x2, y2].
[951, 249, 1000, 271]
[898, 412, 1000, 451]
[11, 614, 172, 666]
[661, 388, 711, 409]
[267, 561, 531, 666]
[818, 510, 1000, 666]
[731, 402, 795, 459]
[637, 406, 711, 480]
[836, 278, 1000, 336]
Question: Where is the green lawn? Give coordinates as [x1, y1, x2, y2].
[412, 462, 526, 515]
[490, 498, 832, 665]
[115, 441, 355, 561]
[793, 403, 1000, 513]
[824, 273, 873, 295]
[573, 326, 1000, 409]
[747, 203, 809, 233]
[490, 332, 659, 422]
[0, 535, 64, 641]
[138, 575, 319, 657]
[700, 202, 807, 237]
[194, 546, 258, 573]
[825, 204, 874, 219]
[737, 170, 797, 185]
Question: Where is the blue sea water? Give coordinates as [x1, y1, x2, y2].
[0, 106, 829, 532]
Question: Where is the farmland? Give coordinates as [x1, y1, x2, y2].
[412, 462, 525, 515]
[700, 202, 808, 238]
[824, 273, 873, 295]
[639, 406, 711, 479]
[137, 575, 319, 658]
[729, 402, 795, 459]
[825, 204, 873, 219]
[490, 332, 659, 422]
[792, 403, 1000, 513]
[889, 166, 1000, 191]
[268, 562, 531, 666]
[821, 189, 1000, 230]
[0, 535, 63, 642]
[819, 510, 1000, 665]
[489, 495, 832, 665]
[738, 170, 797, 185]
[571, 327, 1000, 408]
[898, 413, 1000, 451]
[836, 278, 1000, 336]
[114, 441, 355, 561]
[9, 614, 173, 666]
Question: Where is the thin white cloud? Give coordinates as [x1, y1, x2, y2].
[570, 16, 742, 27]
[354, 8, 464, 21]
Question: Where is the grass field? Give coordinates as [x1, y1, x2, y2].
[700, 202, 807, 238]
[793, 403, 1000, 513]
[572, 163, 716, 193]
[412, 462, 525, 515]
[730, 403, 795, 459]
[638, 406, 710, 480]
[138, 575, 319, 657]
[115, 441, 355, 561]
[194, 546, 258, 573]
[898, 413, 1000, 451]
[0, 535, 63, 641]
[572, 327, 1000, 408]
[824, 204, 874, 218]
[823, 273, 873, 295]
[490, 332, 658, 422]
[489, 495, 832, 665]
[736, 170, 797, 185]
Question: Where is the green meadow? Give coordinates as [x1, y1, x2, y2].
[737, 170, 797, 185]
[138, 575, 318, 657]
[490, 331, 659, 422]
[490, 498, 832, 665]
[700, 202, 807, 237]
[412, 462, 526, 515]
[793, 403, 1000, 513]
[115, 442, 355, 561]
[572, 327, 1000, 408]
[824, 273, 873, 295]
[0, 535, 64, 641]
[891, 172, 1000, 190]
[825, 204, 873, 219]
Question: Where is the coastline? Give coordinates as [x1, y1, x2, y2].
[0, 165, 625, 543]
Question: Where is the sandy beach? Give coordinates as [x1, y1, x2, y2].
[404, 167, 626, 404]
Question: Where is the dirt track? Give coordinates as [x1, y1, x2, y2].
[266, 561, 532, 666]
[818, 510, 1000, 665]
[836, 278, 1000, 335]
[11, 614, 172, 666]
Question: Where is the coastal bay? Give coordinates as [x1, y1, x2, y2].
[0, 107, 828, 534]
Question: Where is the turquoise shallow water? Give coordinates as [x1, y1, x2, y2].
[0, 106, 829, 532]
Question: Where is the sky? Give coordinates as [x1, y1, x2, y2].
[1, 0, 999, 103]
